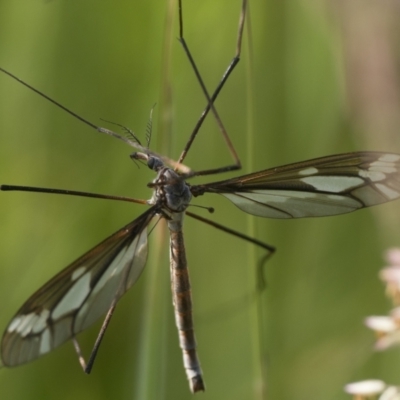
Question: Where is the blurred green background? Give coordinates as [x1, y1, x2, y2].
[1, 0, 400, 399]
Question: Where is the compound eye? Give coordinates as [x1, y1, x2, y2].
[147, 157, 155, 170]
[147, 156, 164, 171]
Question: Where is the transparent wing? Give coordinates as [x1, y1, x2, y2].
[1, 206, 156, 367]
[195, 152, 400, 219]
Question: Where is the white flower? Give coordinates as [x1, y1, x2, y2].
[344, 379, 386, 396]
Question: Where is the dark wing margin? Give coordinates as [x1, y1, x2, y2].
[1, 206, 156, 367]
[192, 152, 400, 219]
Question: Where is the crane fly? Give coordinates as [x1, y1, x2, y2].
[1, 0, 400, 394]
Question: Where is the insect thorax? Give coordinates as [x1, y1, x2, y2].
[148, 167, 192, 213]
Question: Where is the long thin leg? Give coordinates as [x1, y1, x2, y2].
[84, 301, 117, 374]
[177, 0, 246, 167]
[72, 301, 117, 373]
[71, 250, 138, 374]
[186, 210, 270, 398]
[177, 0, 248, 177]
[186, 210, 275, 290]
[1, 185, 147, 204]
[186, 210, 275, 255]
